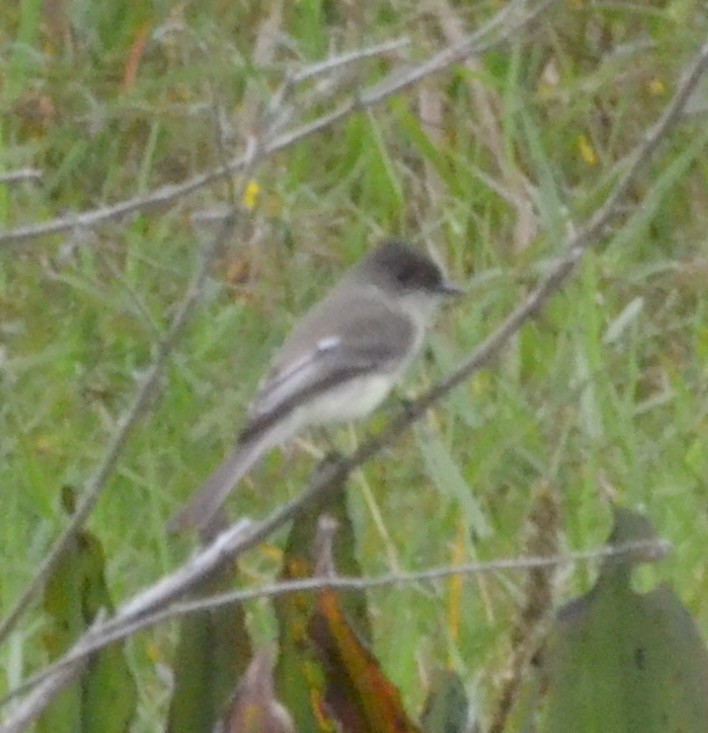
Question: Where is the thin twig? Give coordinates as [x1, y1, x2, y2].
[290, 37, 411, 84]
[0, 0, 550, 248]
[0, 169, 42, 184]
[2, 536, 669, 706]
[124, 539, 674, 617]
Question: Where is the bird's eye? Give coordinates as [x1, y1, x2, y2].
[396, 265, 417, 285]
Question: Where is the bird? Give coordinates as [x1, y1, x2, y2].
[168, 239, 461, 533]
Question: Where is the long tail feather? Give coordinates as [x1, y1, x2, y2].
[167, 431, 276, 533]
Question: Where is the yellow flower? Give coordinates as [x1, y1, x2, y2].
[242, 180, 260, 210]
[577, 134, 597, 166]
[648, 78, 666, 96]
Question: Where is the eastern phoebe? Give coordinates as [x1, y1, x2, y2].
[168, 239, 460, 532]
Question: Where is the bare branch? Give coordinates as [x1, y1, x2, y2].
[0, 0, 550, 248]
[127, 538, 674, 616]
[2, 536, 669, 709]
[0, 169, 42, 184]
[290, 37, 411, 84]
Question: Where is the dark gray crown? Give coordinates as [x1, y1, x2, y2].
[359, 239, 458, 296]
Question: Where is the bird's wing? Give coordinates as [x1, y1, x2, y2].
[240, 299, 415, 441]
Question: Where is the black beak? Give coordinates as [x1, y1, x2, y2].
[436, 280, 464, 296]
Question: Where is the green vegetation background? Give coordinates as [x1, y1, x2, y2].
[1, 0, 706, 729]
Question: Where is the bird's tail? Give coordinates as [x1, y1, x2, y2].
[167, 429, 278, 534]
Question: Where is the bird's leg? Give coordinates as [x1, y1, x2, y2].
[315, 426, 342, 459]
[389, 388, 417, 420]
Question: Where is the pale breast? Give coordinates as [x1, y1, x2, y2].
[297, 374, 395, 426]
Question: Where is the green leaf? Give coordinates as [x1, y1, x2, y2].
[420, 669, 470, 733]
[167, 560, 251, 733]
[541, 507, 708, 733]
[39, 487, 137, 733]
[417, 428, 491, 538]
[275, 485, 371, 731]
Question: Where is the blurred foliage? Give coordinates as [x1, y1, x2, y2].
[38, 487, 137, 732]
[540, 507, 708, 733]
[1, 0, 707, 730]
[167, 556, 250, 733]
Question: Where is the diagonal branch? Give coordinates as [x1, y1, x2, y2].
[4, 535, 669, 706]
[0, 0, 551, 248]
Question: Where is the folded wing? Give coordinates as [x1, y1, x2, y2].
[240, 298, 415, 442]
